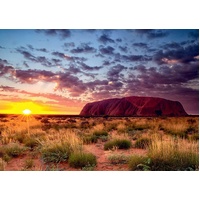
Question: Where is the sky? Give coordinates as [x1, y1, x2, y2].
[0, 29, 199, 115]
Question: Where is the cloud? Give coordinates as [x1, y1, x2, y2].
[14, 69, 56, 84]
[107, 64, 127, 81]
[70, 43, 96, 54]
[0, 63, 15, 77]
[98, 34, 115, 44]
[0, 58, 9, 65]
[135, 29, 169, 39]
[79, 62, 103, 71]
[132, 42, 148, 49]
[99, 46, 115, 55]
[23, 61, 30, 68]
[119, 46, 128, 53]
[17, 48, 53, 67]
[0, 45, 5, 49]
[63, 42, 75, 49]
[153, 43, 199, 65]
[189, 30, 199, 39]
[36, 29, 71, 39]
[52, 51, 87, 62]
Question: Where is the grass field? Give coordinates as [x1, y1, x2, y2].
[0, 114, 199, 171]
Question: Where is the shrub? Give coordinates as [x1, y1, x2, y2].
[41, 142, 72, 163]
[23, 159, 34, 170]
[134, 137, 152, 149]
[82, 134, 98, 144]
[104, 139, 131, 150]
[1, 143, 26, 158]
[108, 154, 130, 164]
[128, 155, 150, 171]
[68, 152, 97, 169]
[24, 137, 40, 149]
[147, 136, 199, 171]
[93, 130, 108, 137]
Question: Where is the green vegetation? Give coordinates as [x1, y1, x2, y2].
[108, 154, 130, 164]
[0, 115, 199, 171]
[41, 142, 72, 163]
[104, 139, 132, 150]
[0, 143, 26, 159]
[68, 152, 97, 169]
[134, 137, 152, 149]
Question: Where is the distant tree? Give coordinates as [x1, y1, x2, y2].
[155, 110, 162, 116]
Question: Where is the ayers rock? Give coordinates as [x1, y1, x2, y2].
[80, 96, 188, 116]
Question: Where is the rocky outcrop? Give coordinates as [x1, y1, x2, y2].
[80, 96, 188, 116]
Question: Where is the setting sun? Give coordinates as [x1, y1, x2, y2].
[23, 109, 32, 115]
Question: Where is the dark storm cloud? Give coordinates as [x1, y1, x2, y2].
[70, 43, 96, 54]
[153, 43, 199, 64]
[135, 29, 169, 39]
[98, 34, 115, 44]
[36, 29, 71, 39]
[99, 46, 115, 55]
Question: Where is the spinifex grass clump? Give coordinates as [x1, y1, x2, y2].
[108, 154, 130, 164]
[82, 134, 98, 144]
[41, 142, 72, 163]
[41, 130, 83, 163]
[129, 134, 199, 171]
[147, 136, 199, 171]
[0, 143, 26, 160]
[104, 139, 132, 150]
[134, 137, 152, 149]
[68, 152, 97, 169]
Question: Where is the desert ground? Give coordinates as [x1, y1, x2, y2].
[0, 114, 199, 171]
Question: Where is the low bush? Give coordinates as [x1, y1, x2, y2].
[108, 154, 130, 164]
[24, 137, 40, 149]
[0, 143, 26, 158]
[41, 142, 72, 163]
[68, 152, 97, 169]
[104, 139, 131, 150]
[128, 155, 150, 171]
[134, 137, 152, 149]
[82, 134, 98, 144]
[93, 130, 108, 137]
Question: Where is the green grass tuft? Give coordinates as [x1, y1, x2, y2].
[68, 152, 97, 169]
[104, 139, 131, 150]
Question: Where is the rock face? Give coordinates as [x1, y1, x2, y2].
[80, 96, 188, 116]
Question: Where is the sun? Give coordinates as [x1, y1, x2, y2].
[23, 109, 32, 115]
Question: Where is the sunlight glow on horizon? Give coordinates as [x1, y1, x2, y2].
[0, 101, 81, 115]
[22, 109, 32, 115]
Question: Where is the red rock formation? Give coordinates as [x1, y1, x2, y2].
[80, 96, 188, 116]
